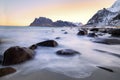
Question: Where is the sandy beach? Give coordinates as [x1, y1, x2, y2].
[0, 67, 120, 80]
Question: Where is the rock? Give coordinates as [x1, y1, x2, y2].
[77, 30, 87, 35]
[90, 28, 99, 32]
[37, 40, 58, 47]
[55, 37, 61, 39]
[2, 46, 35, 66]
[64, 32, 68, 34]
[29, 44, 37, 50]
[92, 38, 120, 45]
[0, 55, 3, 64]
[87, 33, 97, 37]
[56, 49, 80, 56]
[97, 66, 114, 72]
[0, 67, 16, 77]
[109, 29, 120, 37]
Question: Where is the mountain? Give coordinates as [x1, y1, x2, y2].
[86, 0, 120, 27]
[30, 17, 77, 27]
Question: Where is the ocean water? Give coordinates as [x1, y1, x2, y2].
[0, 26, 120, 79]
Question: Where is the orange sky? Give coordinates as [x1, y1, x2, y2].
[0, 0, 115, 26]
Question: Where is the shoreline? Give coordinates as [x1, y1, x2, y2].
[1, 67, 120, 80]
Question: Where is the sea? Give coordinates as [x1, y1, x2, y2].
[0, 26, 120, 79]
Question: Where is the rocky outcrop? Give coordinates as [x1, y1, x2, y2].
[86, 0, 120, 27]
[30, 17, 77, 27]
[56, 49, 80, 56]
[108, 29, 120, 37]
[2, 46, 35, 66]
[86, 8, 117, 26]
[37, 40, 58, 47]
[0, 67, 16, 77]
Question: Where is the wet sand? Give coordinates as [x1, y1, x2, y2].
[1, 67, 120, 80]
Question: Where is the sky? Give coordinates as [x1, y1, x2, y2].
[0, 0, 116, 26]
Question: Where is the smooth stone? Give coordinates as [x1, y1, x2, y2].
[37, 40, 58, 47]
[0, 67, 16, 77]
[56, 49, 81, 56]
[2, 46, 35, 66]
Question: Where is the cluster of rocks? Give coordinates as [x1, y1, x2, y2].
[77, 28, 97, 37]
[0, 40, 81, 77]
[30, 17, 77, 27]
[77, 28, 120, 44]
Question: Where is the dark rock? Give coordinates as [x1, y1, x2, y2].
[0, 55, 3, 64]
[29, 44, 37, 50]
[64, 32, 68, 34]
[55, 37, 61, 39]
[87, 33, 97, 37]
[2, 46, 35, 66]
[61, 30, 65, 31]
[90, 28, 99, 32]
[97, 66, 114, 72]
[92, 38, 120, 45]
[108, 29, 120, 37]
[56, 49, 80, 56]
[0, 67, 16, 77]
[37, 40, 58, 47]
[77, 30, 87, 36]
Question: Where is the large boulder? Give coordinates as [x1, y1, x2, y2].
[56, 49, 81, 56]
[92, 38, 120, 45]
[109, 29, 120, 37]
[37, 40, 58, 47]
[2, 46, 35, 66]
[0, 67, 16, 77]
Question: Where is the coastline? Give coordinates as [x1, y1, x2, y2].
[1, 67, 120, 80]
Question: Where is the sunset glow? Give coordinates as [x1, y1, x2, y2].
[0, 0, 115, 26]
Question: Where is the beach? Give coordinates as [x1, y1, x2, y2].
[0, 26, 120, 80]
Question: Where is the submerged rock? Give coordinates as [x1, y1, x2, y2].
[97, 66, 114, 72]
[37, 40, 58, 47]
[56, 49, 80, 56]
[55, 37, 61, 39]
[0, 67, 16, 77]
[92, 38, 120, 45]
[2, 46, 35, 66]
[64, 32, 68, 34]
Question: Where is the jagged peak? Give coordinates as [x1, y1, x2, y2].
[108, 0, 120, 12]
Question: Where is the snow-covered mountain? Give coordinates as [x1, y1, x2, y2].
[108, 0, 120, 12]
[86, 0, 120, 27]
